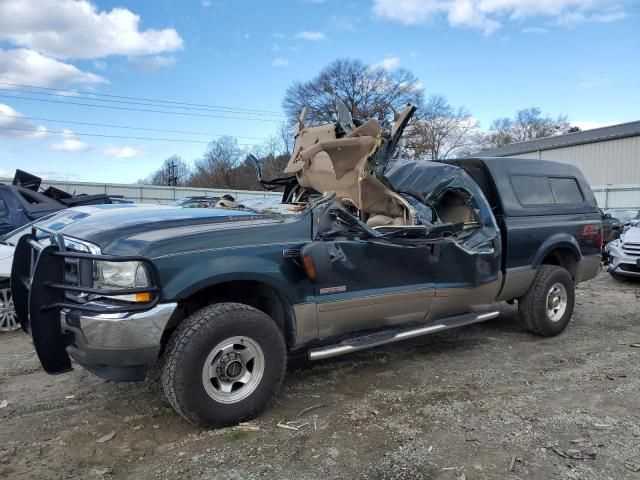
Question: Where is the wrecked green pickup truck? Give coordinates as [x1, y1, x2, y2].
[12, 104, 601, 427]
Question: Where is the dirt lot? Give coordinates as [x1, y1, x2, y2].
[1, 271, 639, 480]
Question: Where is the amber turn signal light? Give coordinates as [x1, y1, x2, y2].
[135, 292, 152, 302]
[301, 255, 316, 282]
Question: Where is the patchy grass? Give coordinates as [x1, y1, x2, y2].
[226, 430, 248, 441]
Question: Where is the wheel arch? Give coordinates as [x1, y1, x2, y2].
[533, 235, 582, 280]
[162, 278, 299, 351]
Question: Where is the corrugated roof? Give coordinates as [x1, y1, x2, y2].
[476, 120, 640, 157]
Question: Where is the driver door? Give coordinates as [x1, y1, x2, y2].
[313, 235, 439, 339]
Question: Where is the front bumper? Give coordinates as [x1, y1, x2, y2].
[606, 243, 640, 277]
[61, 303, 177, 381]
[11, 229, 168, 381]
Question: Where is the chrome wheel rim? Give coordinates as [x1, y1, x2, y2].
[0, 287, 19, 332]
[546, 282, 568, 322]
[201, 336, 265, 404]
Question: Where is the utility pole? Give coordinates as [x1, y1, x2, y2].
[166, 159, 178, 186]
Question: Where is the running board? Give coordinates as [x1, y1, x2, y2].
[308, 311, 500, 361]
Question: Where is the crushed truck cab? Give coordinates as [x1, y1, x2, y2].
[12, 103, 602, 427]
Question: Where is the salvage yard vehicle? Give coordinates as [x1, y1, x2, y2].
[12, 103, 602, 427]
[604, 208, 640, 227]
[605, 224, 640, 279]
[0, 170, 115, 236]
[600, 209, 623, 243]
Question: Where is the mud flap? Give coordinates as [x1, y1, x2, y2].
[29, 245, 72, 374]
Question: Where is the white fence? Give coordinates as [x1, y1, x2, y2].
[2, 178, 638, 209]
[0, 178, 280, 205]
[592, 184, 640, 209]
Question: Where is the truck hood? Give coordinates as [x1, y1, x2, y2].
[57, 206, 284, 255]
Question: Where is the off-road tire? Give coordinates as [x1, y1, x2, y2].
[162, 302, 286, 427]
[518, 265, 575, 337]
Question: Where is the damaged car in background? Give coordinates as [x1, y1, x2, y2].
[605, 223, 640, 279]
[12, 100, 602, 427]
[0, 170, 118, 236]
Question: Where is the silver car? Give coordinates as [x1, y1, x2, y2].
[606, 225, 640, 279]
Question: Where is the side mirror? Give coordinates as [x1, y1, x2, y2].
[603, 213, 612, 219]
[300, 241, 332, 284]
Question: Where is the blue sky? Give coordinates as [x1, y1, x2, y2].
[0, 0, 638, 183]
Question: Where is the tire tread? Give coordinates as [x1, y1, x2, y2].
[161, 302, 286, 426]
[519, 265, 575, 337]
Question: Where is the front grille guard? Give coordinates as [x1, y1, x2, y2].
[20, 225, 162, 314]
[11, 226, 162, 375]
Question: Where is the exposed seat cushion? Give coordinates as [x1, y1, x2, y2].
[367, 214, 395, 227]
[367, 214, 406, 227]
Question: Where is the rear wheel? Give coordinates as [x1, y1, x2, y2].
[518, 265, 575, 337]
[162, 302, 286, 427]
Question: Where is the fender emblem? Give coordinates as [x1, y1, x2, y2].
[319, 285, 347, 294]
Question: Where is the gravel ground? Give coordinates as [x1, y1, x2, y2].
[1, 272, 639, 479]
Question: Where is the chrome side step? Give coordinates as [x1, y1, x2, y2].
[308, 311, 500, 361]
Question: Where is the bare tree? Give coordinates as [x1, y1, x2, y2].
[483, 107, 571, 148]
[275, 120, 294, 157]
[144, 155, 191, 186]
[283, 58, 424, 125]
[406, 95, 479, 160]
[191, 136, 244, 188]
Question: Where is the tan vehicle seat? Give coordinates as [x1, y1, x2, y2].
[435, 193, 476, 224]
[366, 214, 406, 227]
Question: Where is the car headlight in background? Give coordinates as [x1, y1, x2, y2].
[95, 261, 152, 302]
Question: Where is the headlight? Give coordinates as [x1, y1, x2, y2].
[96, 261, 149, 288]
[95, 261, 151, 302]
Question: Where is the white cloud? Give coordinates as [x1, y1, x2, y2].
[295, 31, 326, 41]
[272, 32, 285, 39]
[578, 75, 609, 89]
[0, 103, 47, 139]
[572, 120, 617, 131]
[33, 171, 79, 181]
[328, 15, 360, 31]
[271, 58, 289, 67]
[0, 48, 106, 88]
[50, 129, 90, 152]
[128, 55, 177, 73]
[0, 0, 183, 60]
[372, 0, 627, 34]
[555, 9, 626, 26]
[93, 60, 107, 71]
[522, 27, 549, 34]
[103, 146, 144, 158]
[201, 0, 213, 7]
[373, 56, 401, 70]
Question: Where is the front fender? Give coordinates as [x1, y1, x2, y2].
[157, 253, 306, 305]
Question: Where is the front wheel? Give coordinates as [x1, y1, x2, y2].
[162, 303, 286, 427]
[518, 265, 575, 337]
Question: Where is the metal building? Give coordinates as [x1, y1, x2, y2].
[477, 120, 640, 208]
